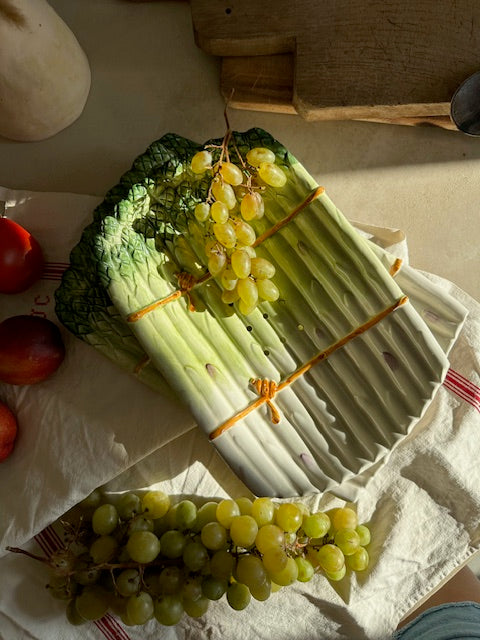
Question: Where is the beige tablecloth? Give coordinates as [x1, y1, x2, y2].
[0, 187, 479, 639]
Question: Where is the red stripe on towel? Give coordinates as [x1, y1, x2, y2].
[444, 368, 480, 412]
[34, 525, 62, 554]
[95, 614, 132, 640]
[41, 262, 69, 280]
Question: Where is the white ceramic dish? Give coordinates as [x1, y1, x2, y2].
[365, 239, 468, 357]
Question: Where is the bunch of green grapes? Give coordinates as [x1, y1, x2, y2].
[190, 146, 285, 315]
[11, 492, 371, 629]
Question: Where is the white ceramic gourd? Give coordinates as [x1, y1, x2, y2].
[0, 0, 91, 141]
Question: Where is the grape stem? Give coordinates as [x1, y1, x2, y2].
[6, 546, 51, 564]
[5, 544, 188, 581]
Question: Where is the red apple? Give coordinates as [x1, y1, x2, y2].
[0, 315, 65, 385]
[0, 401, 18, 462]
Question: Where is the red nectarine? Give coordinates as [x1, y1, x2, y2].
[0, 315, 65, 385]
[0, 401, 18, 462]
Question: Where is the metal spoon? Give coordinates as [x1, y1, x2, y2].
[450, 70, 480, 136]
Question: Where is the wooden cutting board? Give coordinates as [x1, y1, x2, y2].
[190, 0, 480, 128]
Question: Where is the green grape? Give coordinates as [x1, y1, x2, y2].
[108, 594, 127, 617]
[275, 503, 303, 533]
[238, 299, 256, 316]
[284, 531, 297, 545]
[194, 202, 211, 222]
[200, 521, 228, 551]
[251, 497, 275, 526]
[47, 575, 77, 600]
[128, 515, 154, 534]
[234, 220, 256, 246]
[267, 556, 298, 586]
[49, 549, 77, 577]
[117, 493, 142, 520]
[325, 564, 347, 581]
[153, 515, 170, 537]
[175, 500, 198, 530]
[231, 249, 252, 279]
[237, 277, 258, 307]
[141, 490, 171, 519]
[324, 508, 339, 534]
[255, 524, 285, 554]
[219, 161, 243, 186]
[74, 560, 101, 586]
[230, 515, 258, 548]
[295, 556, 315, 582]
[221, 286, 240, 304]
[157, 566, 183, 594]
[126, 591, 154, 625]
[235, 496, 253, 515]
[191, 150, 212, 174]
[220, 268, 238, 291]
[258, 162, 287, 187]
[200, 558, 212, 577]
[214, 221, 237, 248]
[183, 595, 210, 618]
[193, 501, 219, 532]
[80, 489, 102, 509]
[346, 547, 369, 571]
[334, 528, 361, 556]
[246, 147, 275, 167]
[183, 540, 209, 571]
[314, 544, 345, 573]
[250, 257, 275, 280]
[302, 512, 331, 539]
[332, 507, 358, 532]
[75, 586, 109, 621]
[165, 504, 179, 529]
[216, 499, 241, 528]
[89, 535, 118, 564]
[356, 524, 371, 547]
[120, 610, 136, 627]
[91, 504, 118, 536]
[66, 599, 88, 626]
[181, 575, 203, 601]
[208, 250, 227, 276]
[211, 200, 230, 223]
[201, 576, 228, 600]
[236, 554, 267, 589]
[211, 178, 237, 209]
[262, 547, 288, 574]
[173, 235, 199, 273]
[256, 278, 280, 302]
[240, 192, 264, 221]
[210, 549, 235, 579]
[249, 577, 272, 601]
[154, 594, 184, 626]
[160, 529, 186, 559]
[116, 569, 141, 597]
[227, 582, 251, 610]
[237, 244, 256, 258]
[126, 531, 161, 564]
[141, 571, 161, 598]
